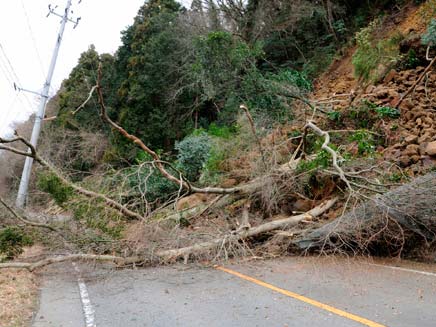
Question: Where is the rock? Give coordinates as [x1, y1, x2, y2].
[421, 155, 436, 169]
[418, 132, 433, 144]
[425, 141, 436, 156]
[376, 89, 389, 99]
[404, 144, 420, 156]
[384, 69, 397, 84]
[365, 85, 376, 94]
[410, 155, 421, 164]
[404, 135, 418, 144]
[402, 100, 414, 110]
[419, 142, 428, 155]
[398, 156, 412, 167]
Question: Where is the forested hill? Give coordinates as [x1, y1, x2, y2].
[50, 0, 414, 163]
[2, 0, 436, 267]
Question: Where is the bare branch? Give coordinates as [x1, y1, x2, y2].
[0, 136, 144, 221]
[73, 85, 97, 115]
[95, 63, 249, 196]
[304, 121, 353, 192]
[395, 54, 436, 109]
[0, 196, 57, 232]
[0, 198, 337, 270]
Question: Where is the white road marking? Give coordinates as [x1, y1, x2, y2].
[368, 263, 436, 277]
[72, 263, 97, 327]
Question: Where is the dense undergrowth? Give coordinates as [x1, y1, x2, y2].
[2, 0, 436, 261]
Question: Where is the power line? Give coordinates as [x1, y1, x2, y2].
[0, 41, 34, 110]
[0, 54, 35, 117]
[0, 56, 15, 86]
[0, 93, 20, 135]
[0, 42, 23, 85]
[19, 0, 47, 79]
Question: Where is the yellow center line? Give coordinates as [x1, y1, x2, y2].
[216, 266, 386, 327]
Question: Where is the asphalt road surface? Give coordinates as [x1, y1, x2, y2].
[31, 257, 436, 327]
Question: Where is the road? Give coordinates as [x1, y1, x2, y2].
[31, 257, 436, 327]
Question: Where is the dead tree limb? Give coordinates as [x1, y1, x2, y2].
[73, 85, 97, 115]
[0, 254, 124, 272]
[296, 173, 436, 254]
[240, 104, 267, 170]
[304, 121, 353, 192]
[150, 197, 337, 261]
[0, 196, 57, 232]
[0, 137, 144, 221]
[0, 199, 337, 270]
[95, 64, 254, 196]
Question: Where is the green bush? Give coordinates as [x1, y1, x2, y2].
[352, 21, 403, 82]
[375, 106, 400, 119]
[175, 132, 211, 181]
[422, 18, 436, 47]
[349, 131, 375, 155]
[297, 150, 331, 173]
[0, 227, 33, 260]
[207, 123, 238, 139]
[124, 163, 177, 205]
[37, 172, 74, 205]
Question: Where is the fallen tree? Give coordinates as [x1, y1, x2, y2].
[0, 198, 337, 271]
[0, 135, 144, 220]
[296, 172, 436, 256]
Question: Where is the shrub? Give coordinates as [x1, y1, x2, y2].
[352, 21, 403, 82]
[422, 18, 436, 47]
[37, 172, 74, 205]
[175, 132, 212, 181]
[375, 106, 400, 119]
[297, 150, 331, 173]
[207, 123, 237, 139]
[349, 131, 375, 155]
[0, 227, 33, 260]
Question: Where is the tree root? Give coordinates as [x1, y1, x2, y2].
[0, 198, 337, 271]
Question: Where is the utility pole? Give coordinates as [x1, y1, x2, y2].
[16, 0, 81, 208]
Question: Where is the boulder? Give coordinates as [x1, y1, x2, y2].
[404, 135, 418, 144]
[404, 144, 420, 157]
[383, 69, 397, 84]
[425, 141, 436, 156]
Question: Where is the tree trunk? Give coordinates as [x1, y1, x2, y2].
[296, 173, 436, 253]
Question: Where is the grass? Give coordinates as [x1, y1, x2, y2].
[0, 269, 38, 327]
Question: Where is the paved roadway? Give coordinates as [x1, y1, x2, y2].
[31, 257, 436, 327]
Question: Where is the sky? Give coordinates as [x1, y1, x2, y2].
[0, 0, 191, 137]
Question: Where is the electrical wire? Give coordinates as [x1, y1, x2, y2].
[19, 0, 47, 79]
[0, 93, 20, 135]
[0, 41, 35, 111]
[0, 42, 23, 86]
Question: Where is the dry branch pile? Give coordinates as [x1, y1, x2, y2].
[297, 172, 436, 257]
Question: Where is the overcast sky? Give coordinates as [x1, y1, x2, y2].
[0, 0, 191, 137]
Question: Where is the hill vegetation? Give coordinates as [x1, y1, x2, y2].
[1, 0, 436, 268]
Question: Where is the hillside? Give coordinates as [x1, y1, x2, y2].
[1, 0, 436, 272]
